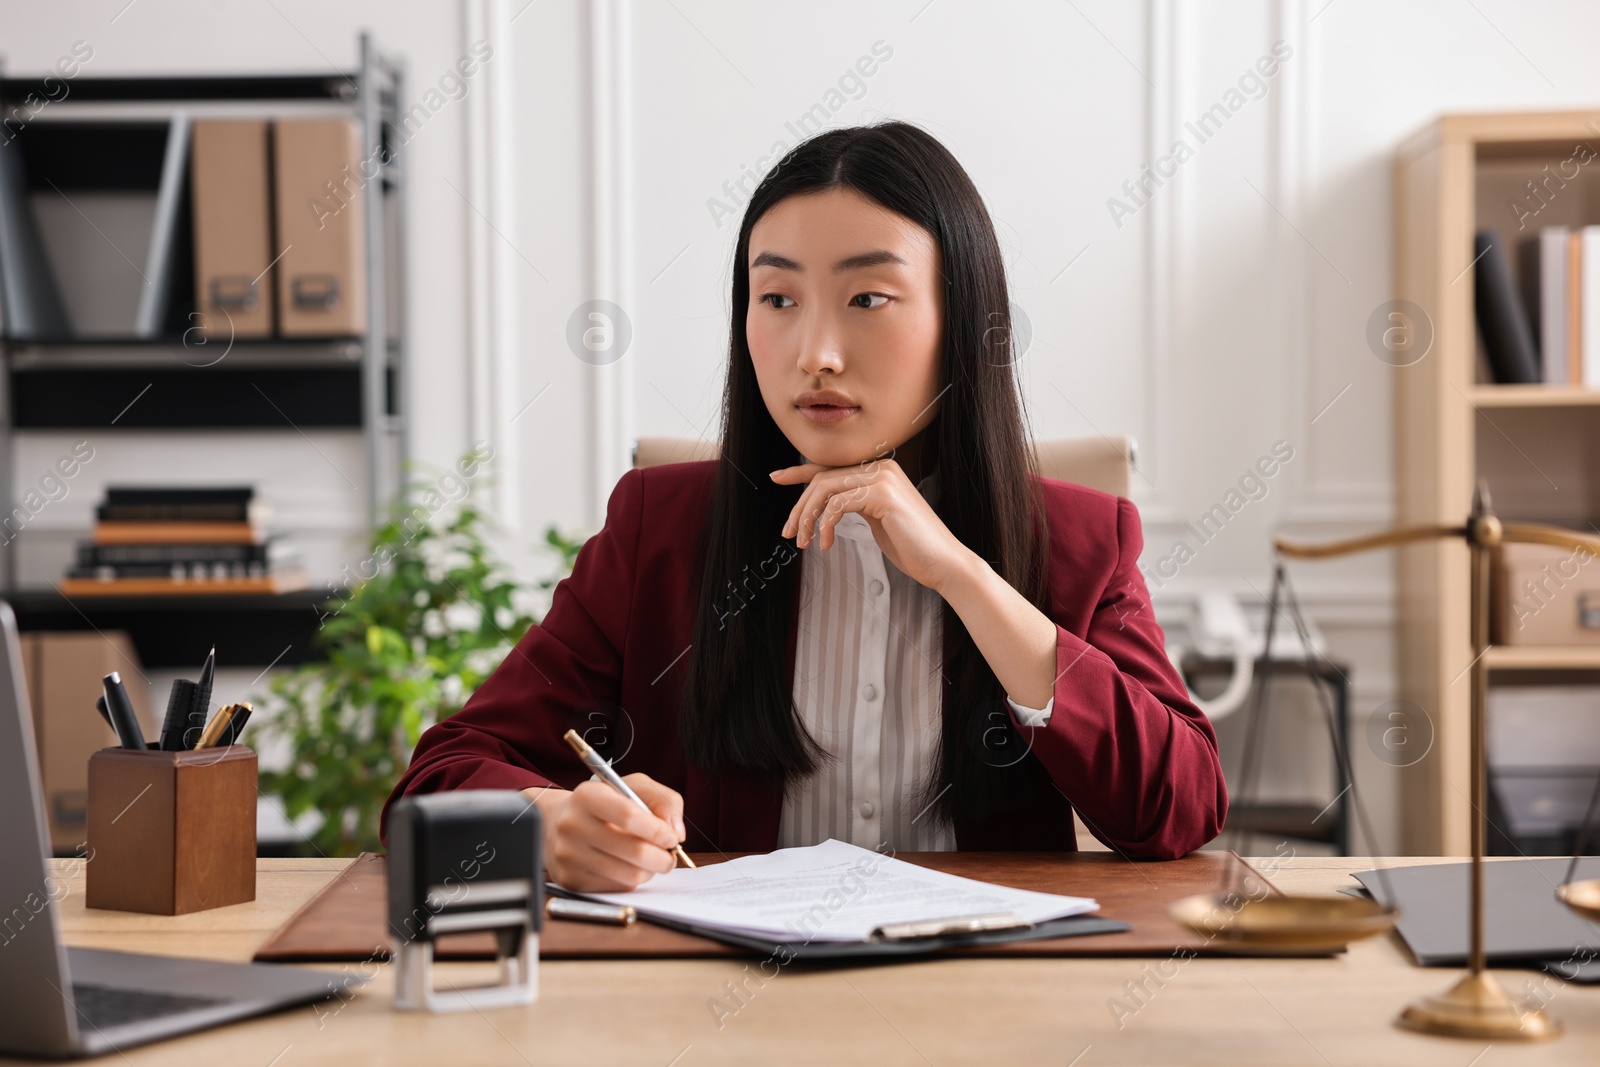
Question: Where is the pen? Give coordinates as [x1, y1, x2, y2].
[187, 646, 215, 749]
[196, 702, 252, 748]
[222, 702, 251, 746]
[546, 898, 637, 926]
[101, 672, 146, 750]
[561, 728, 696, 870]
[194, 703, 235, 748]
[196, 645, 215, 697]
[94, 695, 113, 732]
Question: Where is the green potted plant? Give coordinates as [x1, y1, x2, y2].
[256, 449, 583, 856]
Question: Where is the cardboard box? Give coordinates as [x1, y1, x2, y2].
[20, 632, 154, 854]
[273, 117, 367, 337]
[1492, 541, 1600, 645]
[191, 120, 275, 338]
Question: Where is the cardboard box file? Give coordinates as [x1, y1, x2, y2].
[1493, 542, 1600, 645]
[273, 117, 367, 336]
[190, 119, 275, 338]
[19, 631, 154, 854]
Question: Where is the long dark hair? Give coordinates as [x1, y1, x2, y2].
[678, 121, 1048, 826]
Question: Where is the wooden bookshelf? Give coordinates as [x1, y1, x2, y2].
[1483, 645, 1600, 671]
[1394, 109, 1600, 854]
[1468, 385, 1600, 407]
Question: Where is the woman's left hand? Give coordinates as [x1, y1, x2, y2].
[770, 457, 973, 594]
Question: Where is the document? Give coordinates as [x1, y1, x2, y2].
[578, 839, 1098, 943]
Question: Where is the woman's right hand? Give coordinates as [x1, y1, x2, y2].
[523, 773, 687, 891]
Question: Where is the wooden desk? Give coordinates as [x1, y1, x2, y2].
[11, 855, 1600, 1065]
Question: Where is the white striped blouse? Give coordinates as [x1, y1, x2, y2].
[776, 470, 1056, 852]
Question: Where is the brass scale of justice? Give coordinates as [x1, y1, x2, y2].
[1166, 481, 1600, 1040]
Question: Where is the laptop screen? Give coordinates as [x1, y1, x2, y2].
[0, 600, 80, 1052]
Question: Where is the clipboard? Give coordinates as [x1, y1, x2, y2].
[543, 884, 1129, 959]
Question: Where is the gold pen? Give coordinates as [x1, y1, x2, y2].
[547, 898, 637, 926]
[195, 703, 243, 749]
[561, 729, 696, 869]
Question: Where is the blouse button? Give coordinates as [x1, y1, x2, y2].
[862, 683, 879, 701]
[869, 579, 885, 597]
[860, 801, 875, 818]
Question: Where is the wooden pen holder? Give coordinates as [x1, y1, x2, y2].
[86, 745, 257, 915]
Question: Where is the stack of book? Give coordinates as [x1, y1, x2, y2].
[60, 487, 308, 596]
[1477, 226, 1600, 386]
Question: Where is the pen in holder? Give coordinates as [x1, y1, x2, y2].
[86, 744, 257, 915]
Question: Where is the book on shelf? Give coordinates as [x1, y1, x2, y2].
[63, 485, 305, 597]
[76, 541, 279, 566]
[1474, 229, 1540, 385]
[90, 484, 268, 544]
[1503, 223, 1600, 388]
[56, 574, 310, 597]
[1517, 226, 1568, 385]
[93, 521, 263, 545]
[71, 561, 288, 581]
[1568, 229, 1583, 385]
[1583, 228, 1600, 388]
[71, 539, 298, 581]
[96, 485, 270, 524]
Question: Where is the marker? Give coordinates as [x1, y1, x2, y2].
[101, 672, 146, 750]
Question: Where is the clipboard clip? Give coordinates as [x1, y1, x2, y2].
[870, 911, 1032, 942]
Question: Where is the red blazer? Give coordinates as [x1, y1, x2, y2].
[382, 461, 1227, 859]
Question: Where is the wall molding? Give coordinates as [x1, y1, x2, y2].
[488, 0, 523, 530]
[462, 0, 523, 529]
[1275, 0, 1373, 510]
[1141, 0, 1178, 523]
[588, 0, 635, 525]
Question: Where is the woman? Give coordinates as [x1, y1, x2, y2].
[382, 122, 1226, 891]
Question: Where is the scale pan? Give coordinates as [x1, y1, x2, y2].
[1556, 879, 1600, 922]
[1170, 893, 1398, 955]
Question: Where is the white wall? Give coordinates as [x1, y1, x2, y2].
[11, 0, 1600, 852]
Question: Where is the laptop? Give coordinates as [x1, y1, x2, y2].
[0, 602, 351, 1058]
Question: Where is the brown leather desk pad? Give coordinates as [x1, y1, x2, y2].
[253, 850, 1278, 962]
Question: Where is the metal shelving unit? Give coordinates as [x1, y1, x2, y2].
[0, 35, 407, 632]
